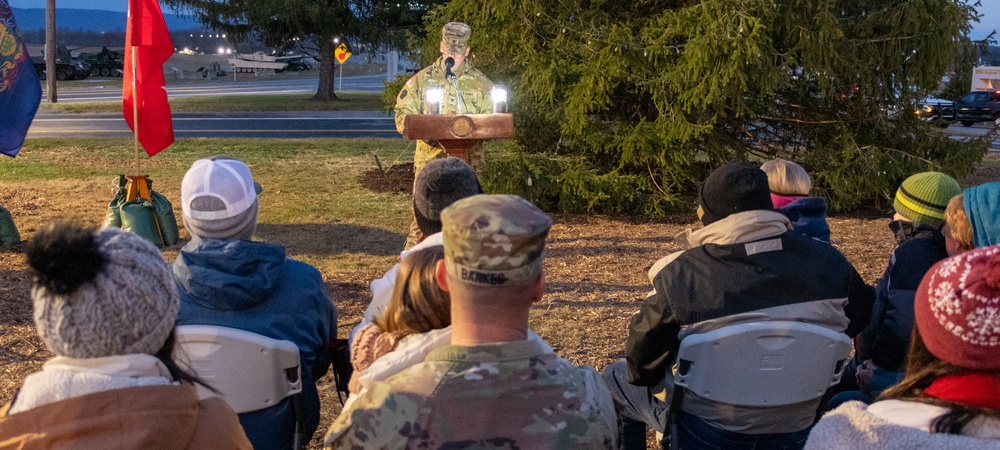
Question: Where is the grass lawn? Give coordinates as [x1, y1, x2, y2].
[38, 91, 386, 114]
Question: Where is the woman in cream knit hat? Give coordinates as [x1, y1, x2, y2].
[0, 222, 250, 449]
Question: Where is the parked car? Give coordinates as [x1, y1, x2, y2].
[956, 91, 1000, 126]
[915, 96, 955, 127]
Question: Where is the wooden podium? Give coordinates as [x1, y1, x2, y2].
[402, 113, 515, 163]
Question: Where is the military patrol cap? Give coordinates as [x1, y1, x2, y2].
[441, 194, 553, 287]
[441, 22, 472, 54]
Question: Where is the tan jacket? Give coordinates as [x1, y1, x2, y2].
[0, 383, 252, 450]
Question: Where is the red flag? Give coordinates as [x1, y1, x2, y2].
[123, 0, 174, 156]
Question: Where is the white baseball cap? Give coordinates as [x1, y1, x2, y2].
[181, 156, 262, 221]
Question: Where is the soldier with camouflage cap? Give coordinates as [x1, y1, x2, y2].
[325, 195, 618, 449]
[394, 22, 495, 173]
[396, 21, 495, 249]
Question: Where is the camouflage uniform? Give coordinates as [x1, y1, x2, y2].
[324, 340, 618, 449]
[397, 22, 495, 249]
[325, 195, 619, 449]
[394, 58, 494, 175]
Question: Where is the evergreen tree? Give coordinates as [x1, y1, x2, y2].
[419, 0, 994, 213]
[164, 0, 444, 100]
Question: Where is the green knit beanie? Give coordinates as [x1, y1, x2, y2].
[893, 172, 961, 229]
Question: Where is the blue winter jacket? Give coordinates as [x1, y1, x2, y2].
[174, 237, 336, 450]
[777, 196, 831, 243]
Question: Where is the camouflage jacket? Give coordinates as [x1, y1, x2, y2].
[324, 338, 618, 449]
[394, 58, 494, 163]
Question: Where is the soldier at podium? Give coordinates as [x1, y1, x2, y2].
[394, 21, 494, 248]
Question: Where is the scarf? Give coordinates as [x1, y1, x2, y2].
[924, 373, 1000, 410]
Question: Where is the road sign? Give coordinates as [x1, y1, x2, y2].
[335, 43, 352, 64]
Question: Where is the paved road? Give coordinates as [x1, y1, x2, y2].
[42, 74, 388, 103]
[27, 111, 399, 139]
[943, 122, 1000, 150]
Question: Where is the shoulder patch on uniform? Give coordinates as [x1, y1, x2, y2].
[399, 89, 408, 99]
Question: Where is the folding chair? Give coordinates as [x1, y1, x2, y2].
[174, 325, 305, 450]
[665, 321, 852, 449]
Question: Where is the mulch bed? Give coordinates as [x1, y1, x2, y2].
[357, 163, 414, 195]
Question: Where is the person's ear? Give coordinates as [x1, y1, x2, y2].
[436, 259, 450, 292]
[530, 272, 545, 304]
[440, 41, 447, 55]
[463, 47, 470, 57]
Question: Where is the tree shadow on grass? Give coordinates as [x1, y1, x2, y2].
[255, 223, 404, 257]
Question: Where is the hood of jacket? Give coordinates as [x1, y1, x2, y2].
[173, 237, 286, 311]
[649, 210, 792, 281]
[687, 209, 791, 248]
[778, 196, 828, 215]
[964, 182, 1000, 249]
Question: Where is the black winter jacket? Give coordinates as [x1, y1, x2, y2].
[857, 220, 948, 371]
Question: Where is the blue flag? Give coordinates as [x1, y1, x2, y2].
[0, 0, 41, 157]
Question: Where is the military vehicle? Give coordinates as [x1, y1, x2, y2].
[31, 45, 91, 80]
[227, 52, 314, 74]
[228, 52, 288, 74]
[78, 47, 124, 77]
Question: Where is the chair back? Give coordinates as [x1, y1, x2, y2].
[672, 321, 851, 407]
[175, 325, 302, 414]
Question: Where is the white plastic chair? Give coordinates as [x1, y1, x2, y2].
[174, 325, 304, 450]
[665, 321, 852, 449]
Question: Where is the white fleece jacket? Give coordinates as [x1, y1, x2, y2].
[806, 400, 1000, 449]
[9, 354, 176, 414]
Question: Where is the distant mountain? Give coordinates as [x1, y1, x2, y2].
[11, 7, 203, 32]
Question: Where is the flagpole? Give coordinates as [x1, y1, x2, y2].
[132, 45, 140, 176]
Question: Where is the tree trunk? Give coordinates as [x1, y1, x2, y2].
[314, 37, 338, 101]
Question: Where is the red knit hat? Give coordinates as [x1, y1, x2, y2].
[915, 244, 1000, 370]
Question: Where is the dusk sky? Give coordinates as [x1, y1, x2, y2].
[7, 0, 1000, 41]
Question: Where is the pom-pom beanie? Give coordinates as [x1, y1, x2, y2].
[28, 225, 179, 358]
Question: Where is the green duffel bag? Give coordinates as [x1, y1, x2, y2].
[119, 199, 164, 248]
[100, 175, 128, 230]
[147, 180, 179, 247]
[0, 205, 20, 248]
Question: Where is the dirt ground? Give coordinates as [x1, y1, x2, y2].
[358, 162, 415, 195]
[3, 159, 1000, 447]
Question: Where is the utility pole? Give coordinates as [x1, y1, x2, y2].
[45, 0, 56, 103]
